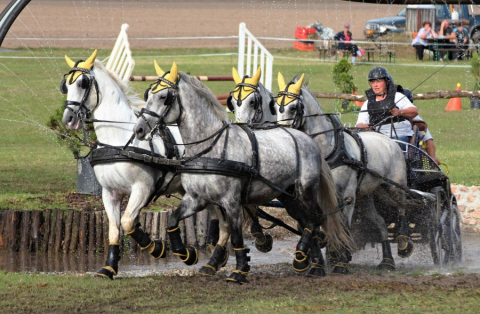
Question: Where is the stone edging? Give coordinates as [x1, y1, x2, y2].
[453, 185, 480, 233]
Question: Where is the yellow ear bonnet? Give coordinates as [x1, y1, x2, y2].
[276, 73, 305, 106]
[232, 67, 261, 101]
[151, 61, 179, 93]
[64, 49, 97, 84]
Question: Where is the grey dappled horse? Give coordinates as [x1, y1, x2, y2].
[134, 62, 353, 283]
[60, 51, 231, 279]
[227, 67, 277, 125]
[274, 73, 414, 271]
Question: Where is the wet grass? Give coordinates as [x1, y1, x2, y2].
[0, 271, 479, 314]
[0, 47, 478, 209]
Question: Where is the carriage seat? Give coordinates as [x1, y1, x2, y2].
[409, 119, 428, 147]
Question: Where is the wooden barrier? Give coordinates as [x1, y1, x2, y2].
[0, 209, 212, 254]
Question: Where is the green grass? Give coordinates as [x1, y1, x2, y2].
[0, 271, 479, 314]
[0, 46, 478, 209]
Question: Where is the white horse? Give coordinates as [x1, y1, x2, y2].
[274, 73, 414, 272]
[60, 50, 231, 279]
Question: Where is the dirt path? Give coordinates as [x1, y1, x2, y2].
[3, 0, 406, 49]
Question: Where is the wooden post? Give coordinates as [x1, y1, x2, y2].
[69, 211, 80, 253]
[0, 210, 6, 249]
[9, 211, 22, 251]
[19, 210, 31, 251]
[41, 210, 52, 252]
[54, 210, 64, 253]
[151, 212, 159, 239]
[196, 210, 209, 248]
[63, 210, 74, 253]
[184, 216, 197, 247]
[95, 211, 103, 252]
[79, 211, 88, 254]
[102, 211, 108, 248]
[88, 212, 95, 253]
[159, 211, 167, 242]
[30, 210, 41, 252]
[47, 209, 58, 252]
[145, 212, 153, 238]
[140, 212, 147, 231]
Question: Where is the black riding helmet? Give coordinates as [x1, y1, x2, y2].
[368, 67, 390, 83]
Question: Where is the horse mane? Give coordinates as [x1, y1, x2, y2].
[257, 81, 274, 101]
[179, 72, 228, 120]
[93, 60, 145, 108]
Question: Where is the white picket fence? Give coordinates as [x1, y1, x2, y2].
[237, 22, 273, 91]
[106, 22, 273, 89]
[105, 23, 135, 81]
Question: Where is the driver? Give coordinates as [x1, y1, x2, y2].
[356, 67, 418, 143]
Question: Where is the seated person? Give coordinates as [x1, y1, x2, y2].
[356, 67, 418, 144]
[333, 22, 363, 63]
[452, 21, 469, 60]
[434, 20, 456, 61]
[411, 21, 437, 61]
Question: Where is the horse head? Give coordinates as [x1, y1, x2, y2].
[228, 67, 269, 124]
[275, 72, 305, 129]
[61, 49, 99, 130]
[135, 61, 180, 140]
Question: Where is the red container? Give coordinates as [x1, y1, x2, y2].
[294, 27, 315, 51]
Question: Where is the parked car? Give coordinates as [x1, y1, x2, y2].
[364, 4, 480, 44]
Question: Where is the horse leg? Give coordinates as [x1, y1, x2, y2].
[94, 189, 122, 280]
[360, 195, 395, 271]
[248, 206, 273, 253]
[167, 194, 207, 266]
[386, 188, 414, 258]
[306, 227, 327, 277]
[199, 205, 230, 276]
[225, 205, 250, 284]
[121, 188, 166, 260]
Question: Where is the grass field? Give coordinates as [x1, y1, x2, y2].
[0, 46, 479, 209]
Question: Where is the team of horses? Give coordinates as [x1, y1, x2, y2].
[60, 50, 413, 283]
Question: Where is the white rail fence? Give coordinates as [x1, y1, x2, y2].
[105, 23, 135, 81]
[237, 22, 274, 91]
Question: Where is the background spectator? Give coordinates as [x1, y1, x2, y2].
[333, 22, 363, 64]
[452, 21, 469, 60]
[411, 21, 437, 61]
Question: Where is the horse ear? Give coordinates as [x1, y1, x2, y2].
[278, 72, 286, 91]
[232, 67, 242, 84]
[84, 49, 97, 70]
[251, 67, 261, 86]
[65, 55, 75, 68]
[154, 60, 165, 77]
[290, 73, 305, 95]
[170, 62, 178, 82]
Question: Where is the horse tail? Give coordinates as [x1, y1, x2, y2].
[317, 159, 355, 252]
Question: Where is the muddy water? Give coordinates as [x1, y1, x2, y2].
[0, 234, 478, 276]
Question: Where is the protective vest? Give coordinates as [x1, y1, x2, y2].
[365, 83, 401, 126]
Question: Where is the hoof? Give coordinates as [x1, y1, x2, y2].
[377, 258, 396, 271]
[226, 270, 248, 284]
[332, 263, 349, 275]
[199, 264, 217, 276]
[292, 251, 310, 272]
[149, 239, 167, 259]
[94, 266, 116, 280]
[306, 263, 326, 277]
[179, 246, 198, 266]
[397, 236, 414, 258]
[255, 233, 273, 253]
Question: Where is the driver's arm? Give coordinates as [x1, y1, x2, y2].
[355, 101, 370, 130]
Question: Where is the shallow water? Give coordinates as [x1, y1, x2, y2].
[0, 234, 478, 276]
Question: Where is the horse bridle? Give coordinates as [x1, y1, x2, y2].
[137, 73, 181, 136]
[60, 62, 100, 125]
[278, 83, 305, 129]
[227, 78, 267, 123]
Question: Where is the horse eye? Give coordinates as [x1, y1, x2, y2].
[290, 106, 297, 112]
[159, 94, 167, 100]
[249, 99, 255, 107]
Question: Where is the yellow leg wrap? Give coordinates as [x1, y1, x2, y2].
[167, 227, 180, 233]
[294, 250, 308, 262]
[102, 266, 117, 276]
[126, 229, 135, 235]
[397, 235, 409, 250]
[140, 240, 154, 251]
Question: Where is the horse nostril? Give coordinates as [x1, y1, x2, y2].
[136, 127, 144, 136]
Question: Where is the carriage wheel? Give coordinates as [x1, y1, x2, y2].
[429, 187, 450, 266]
[449, 195, 463, 264]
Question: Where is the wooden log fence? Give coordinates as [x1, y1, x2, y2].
[312, 90, 480, 102]
[0, 209, 205, 255]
